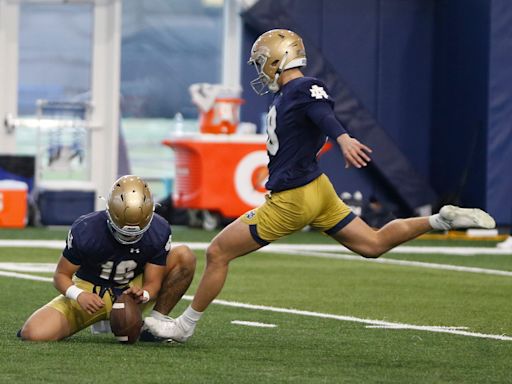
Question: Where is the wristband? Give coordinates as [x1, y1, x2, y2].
[142, 290, 150, 303]
[65, 285, 84, 301]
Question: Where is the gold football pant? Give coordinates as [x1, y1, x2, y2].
[45, 274, 147, 335]
[241, 174, 355, 245]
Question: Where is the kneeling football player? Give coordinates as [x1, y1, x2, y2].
[19, 175, 196, 341]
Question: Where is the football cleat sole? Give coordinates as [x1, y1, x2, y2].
[139, 328, 182, 344]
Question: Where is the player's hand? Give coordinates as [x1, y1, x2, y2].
[338, 134, 372, 169]
[123, 286, 145, 304]
[77, 292, 105, 314]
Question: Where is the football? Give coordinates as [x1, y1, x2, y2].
[109, 293, 143, 344]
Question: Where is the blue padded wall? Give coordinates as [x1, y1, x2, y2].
[431, 0, 512, 225]
[431, 0, 490, 209]
[320, 0, 379, 121]
[377, 1, 433, 179]
[487, 0, 512, 224]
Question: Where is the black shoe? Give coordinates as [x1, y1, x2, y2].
[139, 328, 179, 343]
[139, 328, 160, 342]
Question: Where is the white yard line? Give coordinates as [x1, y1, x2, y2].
[206, 297, 512, 342]
[231, 320, 277, 328]
[0, 262, 56, 273]
[275, 249, 512, 277]
[2, 239, 512, 279]
[0, 240, 65, 249]
[1, 266, 511, 342]
[265, 243, 512, 256]
[0, 270, 52, 282]
[1, 240, 512, 256]
[365, 325, 468, 330]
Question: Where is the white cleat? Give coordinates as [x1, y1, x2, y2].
[140, 319, 176, 343]
[497, 236, 512, 249]
[143, 316, 195, 343]
[439, 205, 496, 229]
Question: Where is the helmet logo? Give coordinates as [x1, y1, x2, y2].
[106, 175, 155, 245]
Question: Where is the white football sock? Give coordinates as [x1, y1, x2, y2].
[429, 214, 451, 230]
[180, 305, 203, 327]
[151, 310, 169, 321]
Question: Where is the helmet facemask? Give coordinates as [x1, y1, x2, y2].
[106, 209, 152, 245]
[248, 54, 271, 95]
[249, 53, 288, 95]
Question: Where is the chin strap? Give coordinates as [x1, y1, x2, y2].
[269, 52, 290, 92]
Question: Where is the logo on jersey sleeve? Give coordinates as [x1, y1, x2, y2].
[310, 84, 329, 99]
[165, 234, 172, 251]
[66, 230, 73, 249]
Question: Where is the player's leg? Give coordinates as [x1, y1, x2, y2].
[332, 205, 496, 257]
[191, 218, 262, 312]
[144, 218, 262, 341]
[20, 278, 111, 341]
[314, 175, 495, 258]
[20, 306, 72, 341]
[152, 244, 197, 315]
[143, 188, 311, 341]
[331, 215, 431, 258]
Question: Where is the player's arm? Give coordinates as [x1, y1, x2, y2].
[305, 102, 372, 168]
[53, 255, 105, 314]
[124, 262, 166, 304]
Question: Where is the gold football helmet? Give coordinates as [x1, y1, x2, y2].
[248, 29, 307, 95]
[106, 175, 155, 244]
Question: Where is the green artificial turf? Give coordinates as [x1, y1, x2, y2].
[1, 230, 511, 383]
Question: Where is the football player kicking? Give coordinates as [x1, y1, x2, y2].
[19, 175, 196, 341]
[144, 29, 496, 343]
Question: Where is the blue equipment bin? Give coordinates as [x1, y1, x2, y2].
[38, 189, 95, 226]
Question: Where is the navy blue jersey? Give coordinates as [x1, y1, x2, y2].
[63, 211, 171, 286]
[265, 77, 345, 192]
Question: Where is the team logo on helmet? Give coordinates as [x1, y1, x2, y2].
[106, 175, 155, 245]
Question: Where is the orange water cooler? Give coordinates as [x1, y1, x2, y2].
[0, 180, 28, 228]
[162, 134, 267, 221]
[189, 83, 244, 135]
[199, 98, 244, 134]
